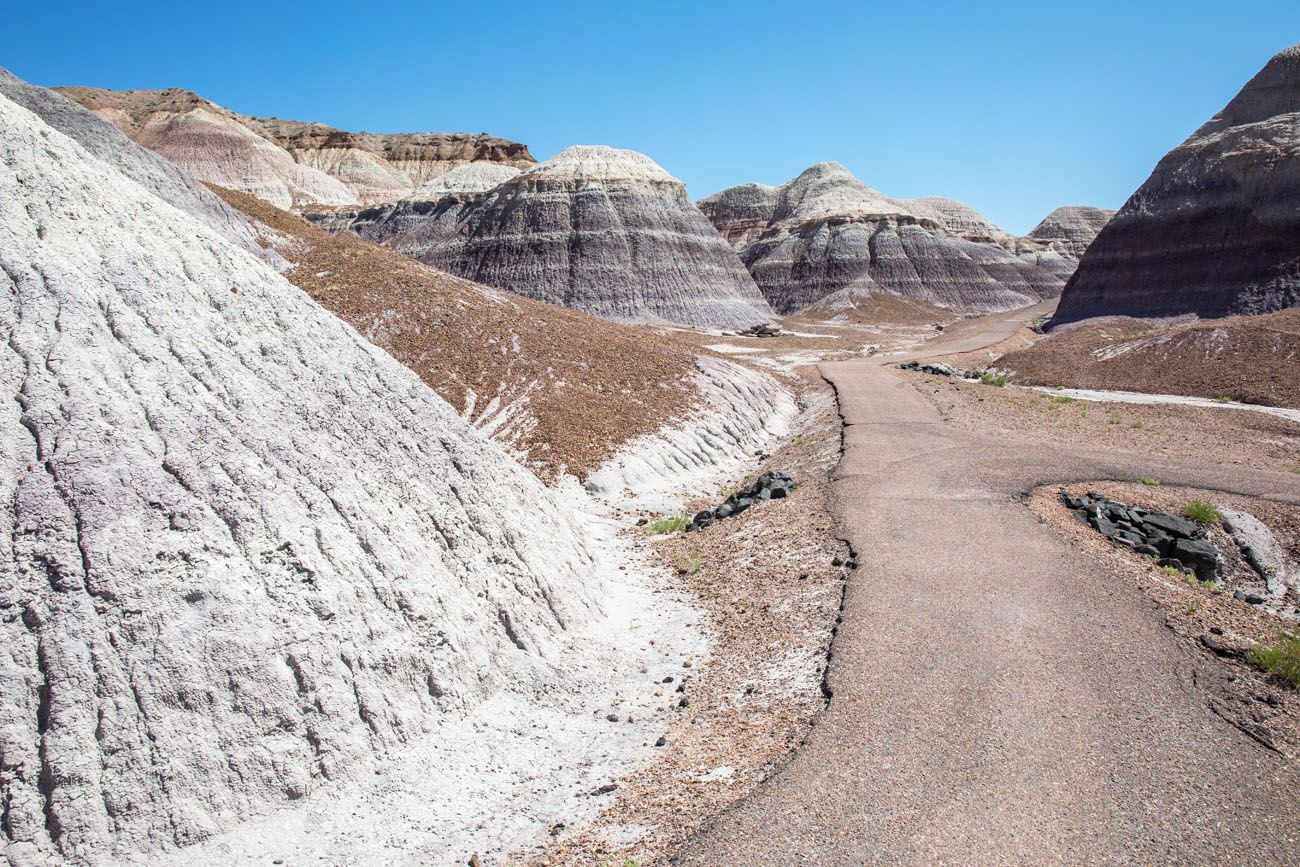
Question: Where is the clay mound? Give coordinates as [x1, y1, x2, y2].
[999, 309, 1300, 409]
[57, 86, 360, 210]
[0, 86, 613, 862]
[242, 118, 535, 204]
[1052, 45, 1300, 325]
[212, 185, 699, 480]
[699, 162, 1066, 317]
[1026, 205, 1115, 260]
[407, 161, 525, 198]
[390, 145, 774, 327]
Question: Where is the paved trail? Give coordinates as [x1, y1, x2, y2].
[681, 304, 1300, 864]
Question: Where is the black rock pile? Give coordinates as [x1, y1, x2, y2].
[738, 322, 783, 338]
[687, 471, 796, 532]
[1060, 489, 1222, 581]
[899, 360, 957, 376]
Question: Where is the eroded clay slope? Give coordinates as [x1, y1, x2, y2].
[1052, 44, 1300, 325]
[212, 184, 700, 481]
[378, 145, 775, 328]
[699, 162, 1067, 316]
[0, 89, 614, 863]
[56, 86, 360, 210]
[1027, 205, 1115, 261]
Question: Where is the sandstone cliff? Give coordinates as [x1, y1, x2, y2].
[394, 146, 775, 327]
[1052, 44, 1300, 325]
[0, 81, 618, 863]
[699, 162, 1067, 315]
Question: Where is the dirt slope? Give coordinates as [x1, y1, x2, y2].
[211, 186, 699, 479]
[999, 309, 1300, 409]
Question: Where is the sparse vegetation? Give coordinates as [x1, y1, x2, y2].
[1248, 631, 1300, 687]
[1186, 600, 1200, 615]
[1051, 395, 1074, 405]
[1107, 411, 1123, 425]
[1130, 420, 1144, 429]
[979, 371, 1008, 387]
[645, 513, 689, 535]
[1139, 477, 1161, 486]
[1182, 499, 1221, 524]
[792, 434, 806, 445]
[1216, 395, 1233, 404]
[674, 554, 703, 575]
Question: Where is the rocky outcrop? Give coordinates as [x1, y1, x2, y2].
[1027, 206, 1115, 260]
[699, 163, 1067, 315]
[389, 145, 774, 327]
[0, 82, 616, 863]
[242, 117, 535, 203]
[56, 86, 360, 210]
[55, 87, 534, 209]
[1052, 45, 1300, 325]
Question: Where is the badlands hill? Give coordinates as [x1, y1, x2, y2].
[699, 163, 1070, 316]
[1052, 44, 1300, 325]
[0, 77, 633, 863]
[343, 145, 775, 328]
[56, 86, 533, 208]
[1027, 205, 1115, 260]
[211, 184, 701, 480]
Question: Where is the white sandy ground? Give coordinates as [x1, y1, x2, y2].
[1024, 386, 1300, 423]
[129, 356, 795, 867]
[134, 490, 707, 867]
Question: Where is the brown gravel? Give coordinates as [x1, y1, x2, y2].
[911, 371, 1300, 475]
[1000, 309, 1300, 409]
[520, 368, 848, 865]
[211, 185, 701, 480]
[1032, 481, 1299, 756]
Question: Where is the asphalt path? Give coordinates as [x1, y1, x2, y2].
[680, 303, 1300, 864]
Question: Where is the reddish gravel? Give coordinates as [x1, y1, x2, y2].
[1000, 310, 1300, 409]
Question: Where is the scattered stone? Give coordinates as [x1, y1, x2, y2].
[1062, 489, 1220, 581]
[1200, 632, 1249, 659]
[654, 736, 667, 747]
[591, 783, 618, 796]
[605, 713, 619, 722]
[899, 360, 956, 377]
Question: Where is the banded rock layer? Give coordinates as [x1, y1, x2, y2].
[358, 145, 774, 327]
[699, 163, 1068, 315]
[0, 81, 609, 863]
[56, 87, 534, 208]
[1053, 44, 1300, 325]
[1026, 206, 1116, 261]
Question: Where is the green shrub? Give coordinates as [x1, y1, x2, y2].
[645, 513, 689, 534]
[1051, 395, 1074, 405]
[979, 371, 1007, 387]
[1248, 632, 1300, 687]
[1139, 477, 1161, 486]
[1216, 395, 1233, 404]
[674, 554, 703, 575]
[1130, 420, 1144, 429]
[1182, 500, 1221, 524]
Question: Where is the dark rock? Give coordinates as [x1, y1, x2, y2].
[1141, 512, 1200, 540]
[1245, 593, 1266, 605]
[1171, 538, 1221, 582]
[605, 713, 619, 722]
[654, 736, 667, 746]
[1135, 544, 1161, 557]
[592, 783, 618, 796]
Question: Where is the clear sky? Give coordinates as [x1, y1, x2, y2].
[7, 1, 1299, 234]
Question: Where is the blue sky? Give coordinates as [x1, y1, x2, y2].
[7, 1, 1299, 233]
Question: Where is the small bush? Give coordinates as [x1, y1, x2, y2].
[1139, 477, 1161, 486]
[1248, 631, 1300, 687]
[1216, 395, 1233, 404]
[1130, 420, 1144, 429]
[674, 554, 703, 575]
[645, 513, 689, 535]
[1108, 411, 1122, 425]
[1051, 395, 1074, 405]
[980, 371, 1007, 387]
[1182, 500, 1221, 524]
